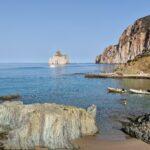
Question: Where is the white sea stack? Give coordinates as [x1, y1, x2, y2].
[49, 50, 69, 65]
[0, 101, 98, 149]
[96, 15, 150, 64]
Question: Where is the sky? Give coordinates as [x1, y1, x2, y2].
[0, 0, 150, 63]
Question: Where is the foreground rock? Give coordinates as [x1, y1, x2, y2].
[96, 15, 150, 64]
[122, 114, 150, 144]
[49, 50, 69, 65]
[0, 101, 98, 149]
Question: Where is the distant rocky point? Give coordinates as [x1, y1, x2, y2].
[49, 50, 69, 65]
[96, 15, 150, 64]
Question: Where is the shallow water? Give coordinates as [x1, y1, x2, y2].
[0, 63, 150, 139]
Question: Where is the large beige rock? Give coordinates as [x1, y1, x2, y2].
[49, 50, 69, 65]
[96, 15, 150, 64]
[0, 102, 98, 149]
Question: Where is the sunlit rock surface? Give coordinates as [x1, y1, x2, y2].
[115, 55, 150, 74]
[96, 15, 150, 63]
[49, 50, 69, 65]
[0, 101, 98, 149]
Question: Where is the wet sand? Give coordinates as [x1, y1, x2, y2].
[73, 136, 150, 150]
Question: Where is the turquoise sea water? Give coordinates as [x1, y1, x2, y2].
[0, 63, 150, 139]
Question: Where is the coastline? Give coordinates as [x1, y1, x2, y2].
[73, 136, 150, 150]
[0, 63, 150, 149]
[85, 73, 150, 79]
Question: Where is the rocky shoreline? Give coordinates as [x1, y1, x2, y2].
[85, 72, 150, 79]
[122, 114, 150, 144]
[0, 101, 98, 149]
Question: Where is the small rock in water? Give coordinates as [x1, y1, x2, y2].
[0, 94, 20, 101]
[120, 99, 128, 105]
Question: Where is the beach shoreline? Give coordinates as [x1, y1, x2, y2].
[73, 135, 150, 150]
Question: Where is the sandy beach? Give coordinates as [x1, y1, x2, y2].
[73, 136, 150, 150]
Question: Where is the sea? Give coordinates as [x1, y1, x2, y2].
[0, 63, 150, 140]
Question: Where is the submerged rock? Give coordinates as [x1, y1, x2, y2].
[0, 94, 20, 101]
[122, 114, 150, 144]
[0, 101, 98, 149]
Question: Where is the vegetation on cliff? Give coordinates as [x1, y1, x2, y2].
[115, 51, 150, 74]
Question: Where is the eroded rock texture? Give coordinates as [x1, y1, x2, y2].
[0, 101, 98, 149]
[96, 15, 150, 63]
[122, 114, 150, 144]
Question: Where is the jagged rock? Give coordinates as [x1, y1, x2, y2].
[49, 50, 69, 65]
[96, 45, 119, 63]
[86, 104, 97, 119]
[0, 101, 98, 149]
[96, 15, 150, 63]
[122, 114, 150, 144]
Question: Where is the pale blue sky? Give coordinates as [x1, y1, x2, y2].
[0, 0, 150, 63]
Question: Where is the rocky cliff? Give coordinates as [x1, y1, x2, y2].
[96, 15, 150, 63]
[0, 101, 98, 149]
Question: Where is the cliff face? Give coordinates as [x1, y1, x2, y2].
[96, 15, 150, 63]
[0, 101, 98, 149]
[49, 50, 69, 65]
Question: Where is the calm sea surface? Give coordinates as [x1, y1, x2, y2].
[0, 63, 150, 140]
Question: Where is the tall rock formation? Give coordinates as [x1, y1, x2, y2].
[96, 15, 150, 63]
[0, 101, 98, 149]
[49, 50, 69, 65]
